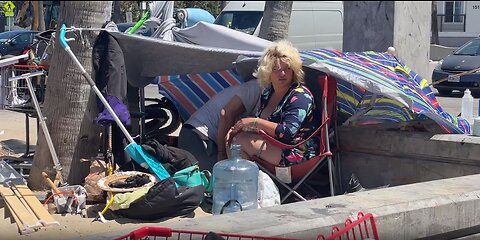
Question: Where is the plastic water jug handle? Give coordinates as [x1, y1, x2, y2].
[220, 199, 243, 214]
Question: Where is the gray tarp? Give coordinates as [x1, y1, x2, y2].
[108, 22, 272, 88]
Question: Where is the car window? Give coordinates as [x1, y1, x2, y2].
[0, 31, 19, 40]
[454, 39, 480, 56]
[15, 32, 32, 44]
[214, 11, 263, 35]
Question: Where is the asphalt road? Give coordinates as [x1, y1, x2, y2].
[435, 89, 478, 118]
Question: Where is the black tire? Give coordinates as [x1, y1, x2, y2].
[144, 97, 182, 139]
[437, 89, 452, 96]
[472, 91, 480, 98]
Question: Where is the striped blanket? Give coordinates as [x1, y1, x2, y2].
[158, 69, 244, 121]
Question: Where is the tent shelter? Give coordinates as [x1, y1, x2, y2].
[95, 22, 470, 143]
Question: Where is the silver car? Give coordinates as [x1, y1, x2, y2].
[432, 37, 480, 97]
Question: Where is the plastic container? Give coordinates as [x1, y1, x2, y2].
[212, 144, 259, 215]
[0, 160, 26, 184]
[473, 117, 480, 136]
[461, 89, 474, 122]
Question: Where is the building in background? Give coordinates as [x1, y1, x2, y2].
[436, 1, 480, 47]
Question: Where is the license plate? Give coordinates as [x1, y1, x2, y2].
[448, 75, 460, 82]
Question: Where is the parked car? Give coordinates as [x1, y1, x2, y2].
[214, 1, 344, 50]
[432, 37, 480, 97]
[0, 30, 39, 56]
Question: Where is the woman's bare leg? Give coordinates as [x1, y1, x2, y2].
[230, 132, 282, 165]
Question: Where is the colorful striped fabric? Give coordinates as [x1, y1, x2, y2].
[157, 49, 470, 134]
[301, 49, 470, 134]
[158, 69, 244, 120]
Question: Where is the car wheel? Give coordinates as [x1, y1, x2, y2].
[472, 91, 480, 98]
[437, 89, 452, 96]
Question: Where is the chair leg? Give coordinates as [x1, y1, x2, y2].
[257, 156, 332, 203]
[303, 182, 322, 197]
[281, 180, 307, 202]
[281, 158, 328, 201]
[257, 164, 306, 202]
[328, 156, 335, 196]
[334, 120, 343, 194]
[334, 153, 343, 194]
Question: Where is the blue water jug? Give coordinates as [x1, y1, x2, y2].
[212, 144, 259, 215]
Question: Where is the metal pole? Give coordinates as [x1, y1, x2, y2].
[12, 72, 65, 185]
[325, 96, 335, 196]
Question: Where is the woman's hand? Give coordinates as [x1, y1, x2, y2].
[232, 117, 257, 134]
[226, 118, 260, 147]
[225, 127, 236, 147]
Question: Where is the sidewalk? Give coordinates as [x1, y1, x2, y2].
[0, 109, 37, 155]
[0, 108, 207, 240]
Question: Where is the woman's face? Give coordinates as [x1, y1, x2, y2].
[270, 60, 293, 89]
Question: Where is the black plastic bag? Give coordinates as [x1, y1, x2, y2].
[115, 178, 205, 220]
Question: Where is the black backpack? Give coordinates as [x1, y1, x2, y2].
[118, 138, 197, 175]
[115, 178, 205, 220]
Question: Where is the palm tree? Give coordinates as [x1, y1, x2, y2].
[220, 1, 229, 10]
[258, 1, 293, 41]
[112, 1, 122, 23]
[29, 1, 113, 189]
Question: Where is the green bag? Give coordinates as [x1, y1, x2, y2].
[173, 165, 212, 192]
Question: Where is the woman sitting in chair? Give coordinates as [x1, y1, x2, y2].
[226, 40, 320, 167]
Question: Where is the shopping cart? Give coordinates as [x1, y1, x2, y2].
[114, 226, 301, 240]
[317, 212, 379, 240]
[0, 63, 48, 176]
[2, 64, 48, 113]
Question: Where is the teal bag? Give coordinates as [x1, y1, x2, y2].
[173, 165, 212, 192]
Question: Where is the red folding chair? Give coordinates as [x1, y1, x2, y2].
[252, 72, 338, 202]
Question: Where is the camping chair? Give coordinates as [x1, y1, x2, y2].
[252, 72, 337, 202]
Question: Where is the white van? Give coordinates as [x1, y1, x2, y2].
[214, 1, 344, 51]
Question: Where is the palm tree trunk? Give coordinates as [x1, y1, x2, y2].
[38, 1, 46, 31]
[220, 1, 229, 10]
[258, 1, 293, 42]
[29, 1, 112, 190]
[112, 1, 122, 23]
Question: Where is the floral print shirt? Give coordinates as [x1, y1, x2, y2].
[256, 83, 321, 166]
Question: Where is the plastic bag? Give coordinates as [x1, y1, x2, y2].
[257, 170, 280, 208]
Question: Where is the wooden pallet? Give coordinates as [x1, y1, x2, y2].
[0, 183, 59, 235]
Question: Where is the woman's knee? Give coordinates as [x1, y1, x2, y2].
[232, 132, 251, 146]
[231, 132, 264, 157]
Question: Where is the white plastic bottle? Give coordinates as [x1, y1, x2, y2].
[473, 98, 480, 136]
[473, 117, 480, 136]
[461, 89, 474, 123]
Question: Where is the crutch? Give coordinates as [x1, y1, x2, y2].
[9, 71, 66, 186]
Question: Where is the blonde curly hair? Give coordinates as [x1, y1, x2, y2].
[254, 40, 304, 88]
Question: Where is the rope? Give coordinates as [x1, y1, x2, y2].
[429, 67, 480, 86]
